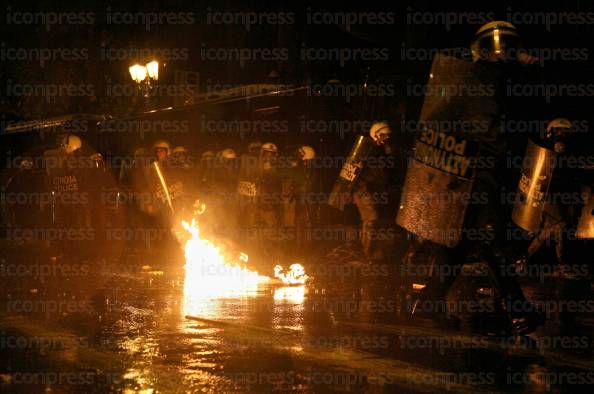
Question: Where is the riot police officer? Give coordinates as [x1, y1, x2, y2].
[236, 144, 261, 243]
[398, 22, 541, 332]
[43, 134, 90, 256]
[171, 145, 199, 220]
[216, 148, 239, 182]
[117, 147, 151, 249]
[258, 142, 282, 228]
[171, 146, 191, 169]
[152, 140, 171, 164]
[143, 139, 190, 222]
[513, 118, 591, 327]
[120, 147, 147, 189]
[350, 122, 400, 261]
[280, 145, 318, 253]
[294, 146, 318, 249]
[204, 149, 239, 236]
[513, 118, 574, 259]
[199, 150, 215, 191]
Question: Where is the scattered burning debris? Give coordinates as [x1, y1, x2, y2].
[274, 264, 309, 285]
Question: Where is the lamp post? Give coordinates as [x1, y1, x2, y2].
[129, 60, 159, 98]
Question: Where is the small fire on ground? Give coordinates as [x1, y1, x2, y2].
[182, 219, 268, 298]
[274, 264, 308, 285]
[181, 218, 308, 317]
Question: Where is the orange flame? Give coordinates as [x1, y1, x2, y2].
[274, 263, 308, 285]
[182, 219, 268, 317]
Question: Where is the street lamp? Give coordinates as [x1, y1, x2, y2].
[129, 64, 147, 83]
[129, 60, 159, 99]
[146, 60, 159, 80]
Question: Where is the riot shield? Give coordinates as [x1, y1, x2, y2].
[44, 149, 86, 227]
[327, 134, 375, 210]
[511, 139, 557, 233]
[237, 154, 261, 198]
[143, 160, 191, 218]
[396, 54, 501, 247]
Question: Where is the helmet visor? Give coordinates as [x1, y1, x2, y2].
[472, 31, 522, 62]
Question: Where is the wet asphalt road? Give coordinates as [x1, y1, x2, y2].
[1, 240, 593, 393]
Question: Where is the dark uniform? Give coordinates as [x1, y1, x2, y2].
[292, 160, 318, 248]
[258, 163, 282, 228]
[168, 149, 199, 222]
[514, 121, 593, 326]
[397, 53, 533, 330]
[237, 143, 282, 265]
[279, 154, 319, 255]
[206, 152, 240, 237]
[353, 142, 401, 261]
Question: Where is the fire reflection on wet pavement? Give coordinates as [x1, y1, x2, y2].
[1, 231, 593, 393]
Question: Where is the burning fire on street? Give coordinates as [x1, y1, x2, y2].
[181, 218, 308, 319]
[182, 219, 268, 317]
